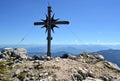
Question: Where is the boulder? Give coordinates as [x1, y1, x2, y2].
[0, 48, 14, 58]
[13, 48, 28, 59]
[93, 54, 104, 61]
[0, 48, 28, 59]
[32, 55, 40, 60]
[61, 54, 77, 60]
[1, 48, 14, 56]
[0, 52, 9, 59]
[80, 52, 89, 58]
[105, 61, 120, 71]
[39, 55, 52, 61]
[71, 73, 84, 81]
[78, 67, 88, 79]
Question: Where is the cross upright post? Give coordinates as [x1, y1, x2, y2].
[47, 6, 52, 57]
[34, 6, 69, 57]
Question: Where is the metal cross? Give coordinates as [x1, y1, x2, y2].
[34, 6, 69, 57]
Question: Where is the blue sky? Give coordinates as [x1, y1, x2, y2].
[0, 0, 120, 45]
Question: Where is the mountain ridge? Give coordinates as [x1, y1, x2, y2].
[0, 48, 120, 81]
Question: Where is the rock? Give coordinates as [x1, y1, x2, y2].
[105, 61, 120, 71]
[0, 49, 120, 81]
[39, 55, 52, 61]
[100, 74, 112, 81]
[33, 60, 43, 66]
[27, 57, 32, 61]
[93, 54, 104, 61]
[83, 77, 103, 81]
[23, 77, 29, 81]
[12, 69, 21, 78]
[78, 67, 88, 79]
[71, 73, 84, 81]
[39, 72, 49, 78]
[60, 54, 69, 58]
[87, 71, 96, 78]
[0, 48, 13, 58]
[80, 52, 89, 58]
[1, 48, 14, 56]
[40, 76, 53, 81]
[0, 53, 9, 58]
[61, 54, 77, 60]
[32, 55, 40, 60]
[29, 77, 35, 81]
[15, 69, 21, 75]
[55, 57, 61, 62]
[13, 48, 28, 59]
[77, 53, 104, 64]
[0, 48, 28, 60]
[7, 62, 14, 66]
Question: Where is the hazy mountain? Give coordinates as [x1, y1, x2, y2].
[0, 44, 112, 56]
[26, 44, 110, 56]
[0, 44, 120, 67]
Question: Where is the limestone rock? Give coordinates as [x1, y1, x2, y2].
[1, 48, 14, 56]
[0, 49, 120, 81]
[0, 48, 28, 60]
[105, 61, 120, 71]
[61, 53, 77, 60]
[13, 48, 28, 59]
[93, 54, 104, 61]
[15, 69, 21, 75]
[100, 74, 112, 81]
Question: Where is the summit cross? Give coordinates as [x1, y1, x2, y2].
[34, 6, 69, 57]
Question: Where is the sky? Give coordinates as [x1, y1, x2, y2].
[0, 0, 120, 45]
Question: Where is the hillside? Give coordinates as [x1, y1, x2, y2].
[92, 49, 120, 67]
[0, 48, 120, 81]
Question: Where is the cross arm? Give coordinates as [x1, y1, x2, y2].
[34, 22, 46, 25]
[55, 21, 69, 25]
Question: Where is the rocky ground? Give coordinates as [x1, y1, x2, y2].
[0, 48, 120, 81]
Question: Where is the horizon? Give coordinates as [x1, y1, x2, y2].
[1, 43, 120, 50]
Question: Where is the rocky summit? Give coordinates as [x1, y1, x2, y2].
[0, 48, 120, 81]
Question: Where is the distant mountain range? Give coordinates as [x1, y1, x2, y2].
[0, 44, 120, 67]
[24, 45, 110, 57]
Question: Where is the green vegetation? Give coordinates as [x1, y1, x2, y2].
[0, 61, 11, 81]
[18, 71, 26, 81]
[0, 61, 7, 74]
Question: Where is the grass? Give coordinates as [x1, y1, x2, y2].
[18, 71, 26, 81]
[0, 61, 7, 74]
[0, 61, 12, 81]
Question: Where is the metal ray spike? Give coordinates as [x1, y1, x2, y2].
[41, 26, 45, 28]
[41, 19, 45, 21]
[51, 28, 54, 33]
[55, 18, 59, 21]
[55, 26, 59, 28]
[52, 14, 55, 19]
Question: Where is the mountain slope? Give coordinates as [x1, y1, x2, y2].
[92, 49, 120, 67]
